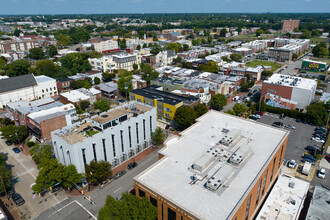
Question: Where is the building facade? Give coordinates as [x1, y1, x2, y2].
[281, 19, 300, 32]
[94, 40, 120, 53]
[134, 111, 289, 220]
[51, 102, 156, 173]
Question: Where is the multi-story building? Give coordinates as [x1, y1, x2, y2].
[241, 40, 268, 53]
[230, 66, 262, 81]
[0, 74, 58, 107]
[134, 110, 289, 220]
[94, 40, 120, 53]
[89, 51, 141, 72]
[59, 88, 101, 105]
[57, 78, 73, 93]
[281, 19, 300, 32]
[130, 85, 199, 123]
[0, 39, 39, 53]
[51, 102, 156, 173]
[306, 186, 330, 220]
[27, 104, 76, 141]
[94, 82, 119, 99]
[261, 74, 317, 110]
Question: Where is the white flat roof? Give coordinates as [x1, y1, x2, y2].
[256, 174, 309, 220]
[35, 75, 55, 83]
[60, 90, 90, 102]
[135, 111, 288, 220]
[264, 74, 317, 90]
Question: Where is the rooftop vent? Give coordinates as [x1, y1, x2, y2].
[101, 115, 108, 118]
[205, 164, 233, 192]
[288, 181, 295, 189]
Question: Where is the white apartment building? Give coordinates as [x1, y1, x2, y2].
[89, 51, 141, 72]
[94, 40, 119, 53]
[241, 40, 268, 53]
[0, 74, 58, 107]
[51, 102, 156, 173]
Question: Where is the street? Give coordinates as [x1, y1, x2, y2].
[34, 147, 159, 220]
[0, 139, 68, 219]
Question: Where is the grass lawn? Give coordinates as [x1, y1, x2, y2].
[87, 129, 99, 136]
[246, 60, 283, 72]
[310, 37, 326, 44]
[311, 57, 330, 65]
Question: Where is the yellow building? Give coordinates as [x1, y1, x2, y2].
[130, 86, 198, 123]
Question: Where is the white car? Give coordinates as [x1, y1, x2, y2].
[318, 168, 326, 179]
[253, 114, 261, 119]
[285, 125, 296, 130]
[311, 137, 325, 143]
[287, 160, 296, 168]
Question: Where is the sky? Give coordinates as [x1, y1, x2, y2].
[0, 0, 329, 15]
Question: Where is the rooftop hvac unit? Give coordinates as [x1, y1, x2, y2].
[205, 164, 233, 192]
[220, 129, 240, 146]
[229, 145, 251, 166]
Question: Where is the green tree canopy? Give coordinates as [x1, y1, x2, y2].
[209, 94, 227, 111]
[80, 100, 90, 110]
[30, 144, 52, 165]
[4, 59, 31, 77]
[13, 29, 22, 37]
[29, 60, 58, 78]
[230, 53, 243, 62]
[256, 28, 264, 37]
[0, 56, 7, 71]
[193, 103, 208, 117]
[306, 102, 329, 126]
[151, 127, 165, 145]
[198, 61, 219, 73]
[70, 79, 92, 89]
[0, 154, 13, 195]
[85, 160, 112, 185]
[98, 193, 157, 220]
[46, 45, 58, 57]
[117, 70, 133, 96]
[140, 63, 159, 85]
[220, 28, 228, 37]
[166, 43, 182, 53]
[0, 125, 28, 144]
[94, 99, 111, 112]
[233, 103, 248, 115]
[102, 72, 116, 82]
[94, 76, 101, 85]
[173, 106, 197, 130]
[28, 48, 45, 60]
[60, 53, 92, 75]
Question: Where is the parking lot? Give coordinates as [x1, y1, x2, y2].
[257, 113, 330, 188]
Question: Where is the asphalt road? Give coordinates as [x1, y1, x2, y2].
[34, 148, 159, 220]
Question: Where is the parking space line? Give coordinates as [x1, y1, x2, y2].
[114, 187, 121, 193]
[48, 200, 75, 218]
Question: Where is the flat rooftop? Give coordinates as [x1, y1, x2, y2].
[135, 111, 288, 220]
[256, 174, 309, 220]
[264, 74, 317, 90]
[306, 186, 330, 220]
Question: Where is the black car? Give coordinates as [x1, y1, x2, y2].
[272, 122, 283, 127]
[127, 162, 138, 170]
[51, 186, 61, 193]
[247, 93, 252, 97]
[7, 186, 15, 196]
[114, 170, 127, 179]
[5, 140, 12, 146]
[12, 193, 25, 206]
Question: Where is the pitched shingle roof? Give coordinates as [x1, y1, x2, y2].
[0, 74, 37, 93]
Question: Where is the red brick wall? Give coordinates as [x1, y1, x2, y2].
[40, 115, 68, 141]
[261, 83, 293, 100]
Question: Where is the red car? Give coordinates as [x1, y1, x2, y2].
[325, 155, 330, 163]
[255, 111, 264, 116]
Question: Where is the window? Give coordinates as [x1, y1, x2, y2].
[143, 119, 146, 140]
[128, 126, 132, 148]
[150, 196, 157, 207]
[138, 189, 145, 197]
[102, 139, 107, 161]
[165, 113, 171, 118]
[112, 134, 116, 157]
[164, 107, 171, 113]
[261, 170, 268, 196]
[279, 145, 284, 167]
[42, 89, 44, 93]
[136, 123, 139, 144]
[270, 157, 276, 181]
[46, 89, 48, 92]
[255, 179, 262, 206]
[120, 130, 124, 152]
[168, 207, 176, 220]
[54, 87, 56, 90]
[50, 87, 52, 91]
[245, 194, 251, 220]
[92, 143, 97, 161]
[150, 116, 152, 133]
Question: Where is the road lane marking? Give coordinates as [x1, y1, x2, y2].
[75, 200, 97, 220]
[48, 200, 75, 217]
[114, 187, 121, 193]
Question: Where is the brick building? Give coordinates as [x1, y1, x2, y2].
[134, 111, 289, 220]
[281, 19, 300, 32]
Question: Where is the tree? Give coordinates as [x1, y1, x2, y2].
[29, 60, 58, 78]
[221, 56, 230, 62]
[226, 109, 236, 115]
[261, 70, 273, 78]
[117, 70, 133, 96]
[30, 144, 52, 164]
[256, 29, 264, 37]
[233, 103, 248, 115]
[140, 63, 159, 85]
[230, 53, 243, 62]
[94, 99, 110, 112]
[0, 125, 28, 144]
[70, 79, 91, 89]
[173, 56, 182, 64]
[0, 118, 14, 126]
[98, 193, 157, 220]
[60, 53, 91, 75]
[220, 28, 228, 37]
[94, 77, 101, 85]
[13, 29, 22, 37]
[193, 103, 208, 117]
[151, 127, 165, 145]
[46, 45, 58, 57]
[306, 102, 328, 126]
[198, 61, 219, 73]
[173, 106, 197, 130]
[152, 34, 158, 41]
[102, 72, 116, 82]
[166, 43, 181, 53]
[85, 160, 112, 185]
[183, 44, 189, 51]
[28, 48, 45, 60]
[4, 60, 31, 77]
[292, 54, 298, 61]
[0, 154, 13, 195]
[136, 44, 141, 50]
[80, 100, 90, 110]
[0, 56, 7, 71]
[209, 94, 227, 111]
[285, 32, 292, 38]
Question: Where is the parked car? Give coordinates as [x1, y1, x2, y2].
[279, 114, 286, 119]
[128, 162, 138, 170]
[99, 179, 111, 189]
[12, 147, 20, 153]
[7, 186, 15, 196]
[255, 111, 264, 116]
[12, 193, 25, 206]
[311, 137, 325, 143]
[247, 93, 252, 97]
[51, 186, 61, 193]
[114, 170, 127, 179]
[5, 140, 12, 146]
[287, 160, 296, 168]
[314, 130, 326, 135]
[253, 114, 261, 119]
[303, 158, 316, 165]
[325, 155, 330, 163]
[306, 146, 317, 153]
[303, 153, 317, 162]
[272, 122, 283, 127]
[318, 168, 326, 179]
[285, 125, 296, 130]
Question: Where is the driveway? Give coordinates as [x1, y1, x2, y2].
[0, 139, 67, 219]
